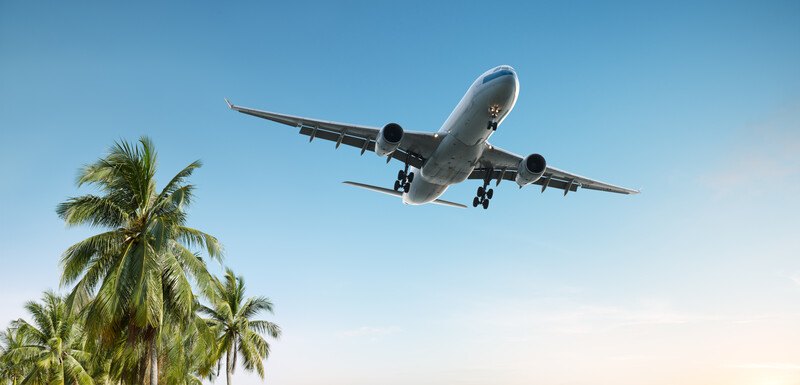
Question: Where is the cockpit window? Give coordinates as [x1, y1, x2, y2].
[482, 69, 514, 84]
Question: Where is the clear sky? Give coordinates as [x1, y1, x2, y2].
[1, 1, 799, 384]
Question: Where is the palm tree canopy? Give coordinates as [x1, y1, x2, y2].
[56, 137, 223, 335]
[1, 325, 30, 385]
[200, 269, 280, 379]
[7, 292, 93, 385]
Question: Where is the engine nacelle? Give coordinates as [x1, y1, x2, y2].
[515, 153, 547, 186]
[375, 123, 404, 157]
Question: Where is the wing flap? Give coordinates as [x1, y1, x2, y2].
[475, 146, 639, 195]
[297, 126, 425, 168]
[229, 100, 440, 164]
[230, 102, 377, 137]
[545, 165, 639, 195]
[468, 168, 579, 192]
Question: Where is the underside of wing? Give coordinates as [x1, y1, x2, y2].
[227, 100, 441, 168]
[473, 145, 639, 195]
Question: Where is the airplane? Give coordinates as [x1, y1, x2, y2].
[226, 65, 638, 209]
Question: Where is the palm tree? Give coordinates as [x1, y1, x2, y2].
[200, 269, 280, 385]
[56, 137, 222, 385]
[6, 292, 93, 385]
[0, 326, 29, 385]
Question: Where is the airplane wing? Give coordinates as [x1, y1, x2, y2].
[226, 99, 442, 168]
[471, 145, 639, 195]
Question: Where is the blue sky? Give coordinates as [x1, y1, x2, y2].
[1, 1, 799, 384]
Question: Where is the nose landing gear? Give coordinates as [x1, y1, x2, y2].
[486, 105, 501, 131]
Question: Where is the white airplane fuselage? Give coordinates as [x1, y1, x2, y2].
[402, 66, 519, 205]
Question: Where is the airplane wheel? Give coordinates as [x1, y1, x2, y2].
[407, 172, 414, 183]
[477, 186, 485, 197]
[398, 170, 405, 181]
[486, 189, 494, 199]
[403, 183, 410, 193]
[393, 180, 400, 191]
[487, 121, 493, 130]
[482, 199, 490, 209]
[492, 122, 498, 131]
[473, 197, 479, 207]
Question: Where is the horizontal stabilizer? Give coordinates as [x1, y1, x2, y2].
[342, 181, 466, 208]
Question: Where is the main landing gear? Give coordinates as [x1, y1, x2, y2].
[472, 174, 494, 209]
[393, 155, 414, 193]
[486, 105, 500, 131]
[393, 170, 413, 193]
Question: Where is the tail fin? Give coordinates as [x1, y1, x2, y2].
[342, 181, 466, 208]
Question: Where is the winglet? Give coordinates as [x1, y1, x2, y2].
[224, 98, 234, 109]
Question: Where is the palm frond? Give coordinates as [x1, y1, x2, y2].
[237, 331, 265, 378]
[156, 160, 202, 205]
[176, 226, 223, 262]
[239, 296, 274, 319]
[161, 252, 195, 319]
[248, 320, 281, 339]
[56, 195, 130, 229]
[60, 230, 124, 287]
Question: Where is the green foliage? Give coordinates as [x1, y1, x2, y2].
[0, 137, 279, 385]
[55, 137, 223, 384]
[4, 292, 93, 385]
[1, 326, 30, 385]
[200, 269, 281, 384]
[158, 306, 218, 385]
[57, 137, 222, 333]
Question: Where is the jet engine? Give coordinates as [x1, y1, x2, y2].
[375, 123, 404, 157]
[515, 153, 547, 186]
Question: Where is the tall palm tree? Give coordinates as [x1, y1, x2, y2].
[6, 292, 93, 385]
[56, 137, 222, 385]
[0, 326, 29, 385]
[200, 269, 280, 385]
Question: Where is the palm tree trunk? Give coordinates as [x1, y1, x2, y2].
[149, 336, 158, 385]
[226, 345, 234, 385]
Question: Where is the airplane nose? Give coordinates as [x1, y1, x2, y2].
[501, 71, 517, 83]
[495, 72, 518, 92]
[479, 66, 519, 101]
[487, 70, 518, 109]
